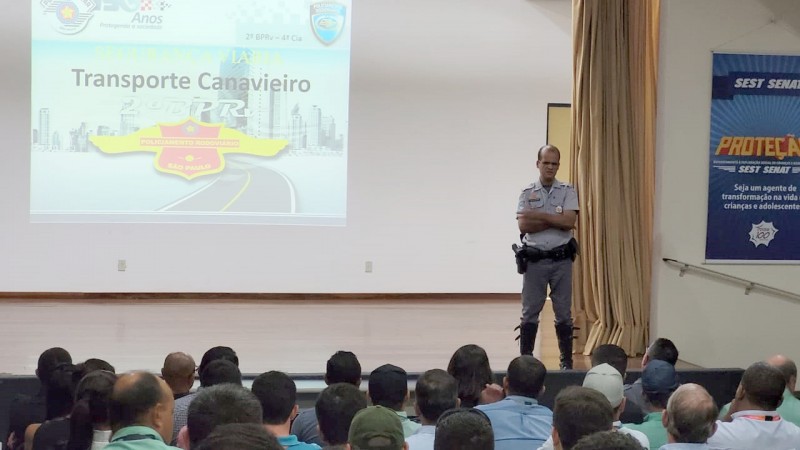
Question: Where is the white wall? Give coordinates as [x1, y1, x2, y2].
[0, 0, 572, 293]
[653, 0, 800, 368]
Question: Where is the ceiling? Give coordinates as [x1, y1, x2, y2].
[758, 0, 800, 36]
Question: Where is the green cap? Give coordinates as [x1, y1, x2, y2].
[348, 406, 405, 450]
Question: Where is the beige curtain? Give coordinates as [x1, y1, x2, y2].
[570, 0, 659, 356]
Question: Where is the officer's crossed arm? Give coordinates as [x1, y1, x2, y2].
[517, 214, 548, 234]
[517, 209, 577, 232]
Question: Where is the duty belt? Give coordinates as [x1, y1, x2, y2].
[524, 242, 573, 262]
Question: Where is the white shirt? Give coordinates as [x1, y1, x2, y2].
[614, 421, 651, 449]
[535, 422, 649, 450]
[659, 444, 712, 449]
[707, 410, 800, 450]
[91, 429, 112, 450]
[405, 425, 435, 450]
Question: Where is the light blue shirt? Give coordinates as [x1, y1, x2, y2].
[658, 444, 710, 449]
[517, 179, 579, 250]
[277, 434, 321, 450]
[476, 395, 553, 450]
[405, 425, 435, 450]
[707, 410, 800, 450]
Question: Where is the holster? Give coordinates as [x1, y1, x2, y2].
[567, 237, 580, 261]
[511, 244, 527, 274]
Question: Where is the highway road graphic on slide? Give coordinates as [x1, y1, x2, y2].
[159, 160, 295, 213]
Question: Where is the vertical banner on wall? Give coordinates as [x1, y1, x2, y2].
[706, 53, 800, 263]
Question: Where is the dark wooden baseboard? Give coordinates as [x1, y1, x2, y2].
[0, 292, 519, 303]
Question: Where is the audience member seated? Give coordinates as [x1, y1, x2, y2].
[172, 349, 240, 442]
[660, 383, 717, 450]
[29, 363, 80, 450]
[708, 361, 800, 450]
[186, 384, 262, 450]
[250, 371, 320, 449]
[66, 370, 118, 450]
[592, 344, 642, 424]
[719, 354, 800, 427]
[76, 360, 116, 378]
[7, 348, 72, 450]
[625, 339, 679, 425]
[581, 364, 649, 448]
[548, 386, 614, 450]
[476, 356, 552, 449]
[193, 423, 282, 450]
[539, 362, 650, 450]
[367, 364, 420, 438]
[315, 383, 368, 450]
[405, 369, 459, 450]
[433, 408, 494, 450]
[571, 431, 643, 450]
[446, 345, 498, 408]
[623, 360, 679, 449]
[161, 353, 196, 401]
[104, 372, 176, 450]
[347, 406, 408, 450]
[292, 351, 362, 446]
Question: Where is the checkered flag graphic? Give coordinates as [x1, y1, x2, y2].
[225, 0, 310, 25]
[160, 1, 171, 11]
[140, 0, 152, 11]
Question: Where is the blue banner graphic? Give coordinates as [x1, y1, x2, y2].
[706, 53, 800, 263]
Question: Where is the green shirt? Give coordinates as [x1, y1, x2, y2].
[719, 388, 800, 427]
[104, 426, 178, 450]
[395, 411, 421, 438]
[623, 412, 668, 450]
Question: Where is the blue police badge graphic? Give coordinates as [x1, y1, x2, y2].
[310, 2, 346, 45]
[41, 0, 96, 35]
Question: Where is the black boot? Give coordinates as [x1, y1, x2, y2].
[555, 323, 574, 370]
[517, 322, 538, 356]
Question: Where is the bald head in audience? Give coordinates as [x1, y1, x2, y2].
[662, 383, 718, 444]
[161, 352, 196, 399]
[766, 354, 797, 393]
[109, 372, 175, 442]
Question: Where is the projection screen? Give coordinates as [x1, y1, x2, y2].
[31, 0, 351, 225]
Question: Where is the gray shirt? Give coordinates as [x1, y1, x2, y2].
[517, 178, 578, 250]
[291, 408, 323, 446]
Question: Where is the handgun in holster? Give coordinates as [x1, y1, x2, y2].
[567, 237, 580, 261]
[512, 243, 527, 274]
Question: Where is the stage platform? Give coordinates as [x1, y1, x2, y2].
[0, 296, 697, 375]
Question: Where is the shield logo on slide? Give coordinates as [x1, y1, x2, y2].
[41, 0, 96, 35]
[89, 118, 289, 180]
[310, 2, 346, 45]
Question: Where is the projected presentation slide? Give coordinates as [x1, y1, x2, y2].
[31, 0, 351, 225]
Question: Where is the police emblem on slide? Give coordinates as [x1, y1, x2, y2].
[310, 2, 346, 45]
[41, 0, 96, 35]
[89, 118, 288, 180]
[748, 221, 778, 248]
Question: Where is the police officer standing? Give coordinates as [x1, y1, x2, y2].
[515, 145, 579, 369]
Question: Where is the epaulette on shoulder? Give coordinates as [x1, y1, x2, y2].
[521, 183, 536, 191]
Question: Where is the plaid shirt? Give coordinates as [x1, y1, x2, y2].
[170, 392, 198, 443]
